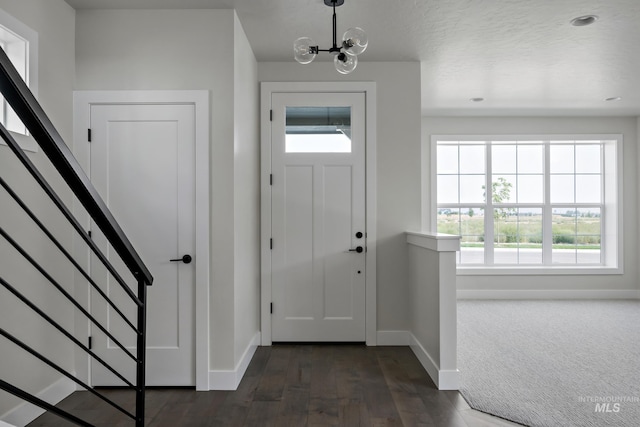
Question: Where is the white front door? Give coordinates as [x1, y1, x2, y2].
[270, 92, 366, 342]
[89, 103, 195, 386]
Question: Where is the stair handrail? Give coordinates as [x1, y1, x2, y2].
[0, 48, 153, 286]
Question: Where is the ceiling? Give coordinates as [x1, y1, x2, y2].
[64, 0, 640, 116]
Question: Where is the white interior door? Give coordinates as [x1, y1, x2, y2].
[89, 103, 195, 386]
[271, 92, 366, 342]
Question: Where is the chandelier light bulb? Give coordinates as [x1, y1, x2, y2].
[334, 52, 357, 74]
[342, 27, 368, 56]
[293, 37, 317, 64]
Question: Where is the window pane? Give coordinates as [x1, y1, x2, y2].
[436, 208, 459, 235]
[493, 210, 518, 264]
[493, 207, 517, 263]
[459, 145, 485, 174]
[460, 245, 484, 264]
[576, 208, 601, 263]
[493, 208, 543, 264]
[517, 175, 543, 203]
[518, 208, 543, 264]
[285, 133, 351, 153]
[576, 208, 601, 235]
[576, 145, 601, 173]
[490, 176, 516, 204]
[553, 248, 577, 264]
[460, 175, 485, 203]
[492, 145, 516, 174]
[552, 209, 576, 264]
[460, 207, 484, 236]
[518, 145, 544, 173]
[460, 207, 484, 264]
[578, 247, 601, 264]
[437, 145, 458, 174]
[575, 175, 601, 203]
[494, 248, 518, 264]
[285, 106, 351, 153]
[550, 175, 574, 203]
[550, 145, 574, 173]
[437, 175, 458, 204]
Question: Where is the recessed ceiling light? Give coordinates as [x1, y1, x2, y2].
[470, 97, 484, 102]
[570, 15, 598, 26]
[605, 97, 622, 102]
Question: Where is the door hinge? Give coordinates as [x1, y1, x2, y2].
[88, 230, 92, 238]
[270, 303, 273, 314]
[88, 336, 92, 350]
[87, 129, 92, 142]
[270, 109, 273, 121]
[270, 174, 273, 186]
[270, 238, 273, 250]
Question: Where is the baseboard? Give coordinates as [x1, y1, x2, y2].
[457, 289, 640, 300]
[409, 333, 459, 390]
[1, 377, 76, 427]
[208, 331, 260, 391]
[376, 330, 410, 346]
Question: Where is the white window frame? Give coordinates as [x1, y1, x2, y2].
[0, 8, 38, 151]
[425, 134, 623, 275]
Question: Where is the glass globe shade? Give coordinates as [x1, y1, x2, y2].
[334, 52, 357, 74]
[342, 27, 368, 56]
[293, 37, 317, 64]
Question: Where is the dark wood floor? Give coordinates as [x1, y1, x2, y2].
[29, 345, 519, 426]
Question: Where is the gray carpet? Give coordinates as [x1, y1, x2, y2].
[458, 300, 640, 427]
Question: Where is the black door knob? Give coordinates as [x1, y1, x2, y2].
[170, 254, 192, 264]
[348, 246, 364, 253]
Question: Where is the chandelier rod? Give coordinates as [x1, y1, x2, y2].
[313, 0, 341, 53]
[332, 0, 338, 51]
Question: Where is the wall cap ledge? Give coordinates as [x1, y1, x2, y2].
[406, 231, 460, 252]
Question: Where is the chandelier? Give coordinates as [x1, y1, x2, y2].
[293, 0, 368, 74]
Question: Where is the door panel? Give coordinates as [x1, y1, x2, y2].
[323, 165, 355, 319]
[271, 93, 365, 342]
[90, 103, 195, 386]
[283, 165, 314, 320]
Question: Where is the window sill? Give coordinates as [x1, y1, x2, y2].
[456, 265, 623, 276]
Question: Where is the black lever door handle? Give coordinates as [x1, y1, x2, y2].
[348, 246, 364, 253]
[170, 254, 192, 264]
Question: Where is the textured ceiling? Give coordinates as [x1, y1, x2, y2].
[64, 0, 640, 116]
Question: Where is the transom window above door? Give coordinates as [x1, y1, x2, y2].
[285, 106, 351, 153]
[428, 135, 622, 275]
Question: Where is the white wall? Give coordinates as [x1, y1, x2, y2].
[75, 9, 260, 376]
[423, 116, 640, 295]
[233, 13, 260, 367]
[258, 62, 422, 332]
[0, 0, 76, 421]
[408, 244, 440, 362]
[407, 233, 459, 389]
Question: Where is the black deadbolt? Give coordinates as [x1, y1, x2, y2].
[355, 231, 363, 239]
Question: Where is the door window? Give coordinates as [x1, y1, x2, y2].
[285, 106, 351, 153]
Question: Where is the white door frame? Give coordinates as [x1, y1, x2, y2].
[72, 90, 210, 390]
[260, 82, 377, 346]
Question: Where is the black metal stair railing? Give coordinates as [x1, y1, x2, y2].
[0, 46, 152, 427]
